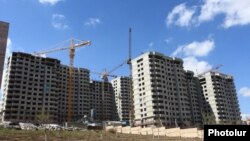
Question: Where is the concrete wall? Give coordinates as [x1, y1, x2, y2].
[198, 130, 204, 138]
[131, 127, 141, 134]
[140, 127, 152, 135]
[153, 127, 166, 136]
[165, 128, 181, 137]
[114, 126, 122, 133]
[106, 126, 203, 138]
[121, 126, 131, 134]
[180, 128, 198, 138]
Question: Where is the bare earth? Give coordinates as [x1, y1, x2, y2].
[0, 128, 202, 141]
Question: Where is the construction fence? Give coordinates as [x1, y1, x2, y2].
[105, 126, 204, 139]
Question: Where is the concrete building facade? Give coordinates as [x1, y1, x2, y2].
[58, 65, 90, 123]
[89, 80, 117, 121]
[111, 76, 131, 121]
[0, 21, 9, 88]
[198, 71, 241, 124]
[1, 52, 94, 123]
[185, 71, 203, 125]
[2, 52, 60, 123]
[131, 52, 202, 127]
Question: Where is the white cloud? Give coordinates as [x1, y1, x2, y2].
[52, 14, 69, 30]
[239, 87, 250, 97]
[6, 38, 12, 57]
[183, 56, 212, 74]
[172, 39, 215, 57]
[166, 3, 196, 27]
[5, 38, 24, 56]
[0, 101, 2, 112]
[0, 91, 3, 111]
[148, 42, 154, 48]
[1, 38, 25, 109]
[168, 0, 250, 28]
[199, 0, 250, 28]
[171, 39, 215, 74]
[241, 114, 250, 120]
[84, 18, 101, 27]
[39, 0, 62, 5]
[52, 23, 69, 30]
[7, 38, 12, 47]
[52, 14, 65, 19]
[1, 38, 12, 98]
[164, 37, 173, 44]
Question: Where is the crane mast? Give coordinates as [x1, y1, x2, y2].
[68, 39, 75, 122]
[128, 27, 133, 126]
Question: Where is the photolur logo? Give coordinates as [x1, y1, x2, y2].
[204, 125, 250, 141]
[208, 129, 247, 136]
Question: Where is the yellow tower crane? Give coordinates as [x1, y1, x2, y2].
[34, 38, 91, 122]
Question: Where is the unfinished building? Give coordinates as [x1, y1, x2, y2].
[89, 80, 117, 121]
[2, 52, 60, 123]
[131, 52, 202, 127]
[2, 52, 115, 123]
[111, 76, 131, 121]
[198, 71, 241, 124]
[58, 65, 90, 123]
[185, 71, 203, 125]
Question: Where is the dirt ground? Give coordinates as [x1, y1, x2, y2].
[0, 128, 202, 141]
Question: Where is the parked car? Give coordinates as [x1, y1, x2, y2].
[6, 122, 21, 130]
[87, 122, 103, 130]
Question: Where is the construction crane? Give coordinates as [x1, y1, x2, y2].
[197, 64, 223, 77]
[91, 59, 128, 121]
[127, 28, 134, 126]
[34, 38, 91, 122]
[92, 59, 128, 81]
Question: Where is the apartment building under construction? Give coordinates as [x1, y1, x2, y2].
[198, 71, 241, 124]
[58, 65, 90, 123]
[111, 76, 131, 121]
[1, 52, 116, 123]
[131, 52, 202, 127]
[2, 52, 60, 123]
[89, 80, 117, 121]
[185, 71, 203, 125]
[1, 51, 242, 127]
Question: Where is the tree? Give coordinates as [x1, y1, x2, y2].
[155, 118, 163, 127]
[36, 111, 51, 141]
[202, 112, 216, 125]
[183, 120, 191, 127]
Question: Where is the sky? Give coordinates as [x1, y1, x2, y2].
[0, 0, 250, 119]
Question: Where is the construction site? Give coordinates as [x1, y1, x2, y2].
[0, 20, 242, 140]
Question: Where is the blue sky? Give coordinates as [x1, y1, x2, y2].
[0, 0, 250, 119]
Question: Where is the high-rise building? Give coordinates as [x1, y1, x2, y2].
[0, 21, 9, 88]
[131, 52, 202, 127]
[58, 65, 90, 123]
[111, 76, 131, 121]
[1, 52, 92, 123]
[2, 52, 60, 123]
[89, 80, 117, 121]
[198, 71, 241, 124]
[185, 71, 203, 125]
